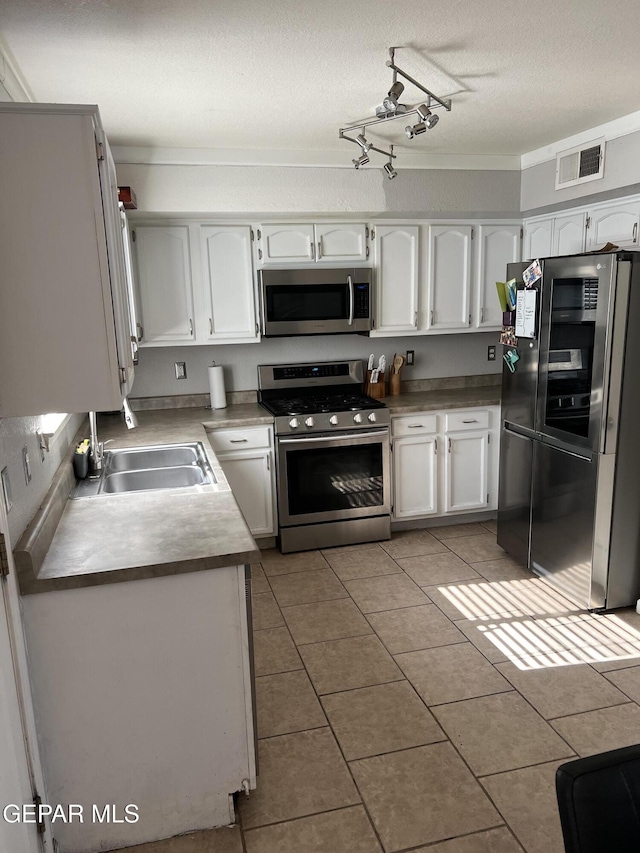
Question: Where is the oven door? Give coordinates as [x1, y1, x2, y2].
[276, 428, 390, 527]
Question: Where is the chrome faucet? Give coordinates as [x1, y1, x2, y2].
[88, 411, 105, 472]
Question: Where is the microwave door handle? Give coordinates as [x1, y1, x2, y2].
[347, 275, 354, 326]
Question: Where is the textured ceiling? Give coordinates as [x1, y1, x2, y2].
[1, 0, 640, 162]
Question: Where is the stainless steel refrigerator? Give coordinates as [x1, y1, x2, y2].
[497, 251, 640, 610]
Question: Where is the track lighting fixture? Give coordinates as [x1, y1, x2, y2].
[338, 47, 452, 177]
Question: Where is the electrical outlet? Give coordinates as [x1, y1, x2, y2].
[22, 446, 32, 485]
[487, 345, 496, 361]
[174, 362, 187, 380]
[406, 350, 415, 366]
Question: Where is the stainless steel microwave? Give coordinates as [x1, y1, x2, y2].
[259, 268, 373, 336]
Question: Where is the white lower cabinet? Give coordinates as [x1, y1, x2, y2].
[392, 406, 499, 521]
[206, 426, 276, 537]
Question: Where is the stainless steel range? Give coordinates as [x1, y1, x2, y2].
[258, 360, 391, 553]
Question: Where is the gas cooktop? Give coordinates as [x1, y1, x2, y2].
[260, 393, 387, 417]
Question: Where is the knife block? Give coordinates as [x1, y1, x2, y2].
[368, 373, 387, 399]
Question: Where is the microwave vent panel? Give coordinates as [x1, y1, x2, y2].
[555, 139, 605, 190]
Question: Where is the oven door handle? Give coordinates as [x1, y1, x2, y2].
[347, 275, 354, 326]
[279, 429, 389, 445]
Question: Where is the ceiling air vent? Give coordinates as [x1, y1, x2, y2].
[555, 139, 605, 190]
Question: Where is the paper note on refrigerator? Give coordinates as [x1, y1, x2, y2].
[515, 289, 537, 338]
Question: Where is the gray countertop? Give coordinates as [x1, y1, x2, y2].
[385, 385, 501, 414]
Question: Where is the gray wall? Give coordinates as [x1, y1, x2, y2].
[130, 332, 501, 398]
[521, 129, 640, 214]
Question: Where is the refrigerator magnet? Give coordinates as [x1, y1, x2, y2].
[523, 259, 542, 288]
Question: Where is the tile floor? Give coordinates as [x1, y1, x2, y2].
[113, 520, 640, 853]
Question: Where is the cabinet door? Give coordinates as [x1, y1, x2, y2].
[552, 211, 586, 255]
[393, 435, 438, 518]
[133, 226, 195, 344]
[373, 225, 419, 334]
[260, 224, 315, 262]
[315, 223, 368, 262]
[218, 451, 275, 536]
[427, 225, 472, 330]
[523, 217, 553, 260]
[475, 224, 521, 329]
[444, 431, 489, 512]
[200, 226, 258, 342]
[586, 201, 640, 249]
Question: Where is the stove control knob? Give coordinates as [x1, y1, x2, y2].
[289, 418, 300, 429]
[329, 415, 339, 426]
[368, 412, 377, 423]
[353, 413, 363, 424]
[305, 417, 315, 428]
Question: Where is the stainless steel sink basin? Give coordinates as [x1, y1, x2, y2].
[71, 442, 216, 498]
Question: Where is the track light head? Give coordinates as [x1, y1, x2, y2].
[356, 133, 371, 153]
[384, 162, 398, 180]
[382, 80, 405, 112]
[405, 121, 427, 139]
[415, 104, 439, 129]
[352, 153, 369, 169]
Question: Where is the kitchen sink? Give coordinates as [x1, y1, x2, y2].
[71, 442, 216, 498]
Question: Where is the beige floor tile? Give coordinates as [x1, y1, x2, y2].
[481, 519, 498, 534]
[260, 549, 329, 577]
[604, 665, 640, 702]
[445, 533, 506, 563]
[424, 584, 480, 621]
[495, 662, 629, 719]
[455, 620, 510, 663]
[321, 542, 383, 557]
[428, 522, 490, 540]
[470, 558, 533, 582]
[367, 604, 466, 654]
[591, 657, 640, 672]
[256, 670, 327, 738]
[550, 702, 640, 756]
[324, 548, 403, 581]
[481, 761, 567, 853]
[433, 692, 574, 775]
[380, 529, 450, 559]
[250, 562, 270, 595]
[299, 634, 403, 695]
[269, 569, 348, 607]
[413, 827, 523, 853]
[282, 598, 373, 645]
[252, 592, 284, 630]
[399, 551, 482, 587]
[111, 826, 244, 853]
[253, 626, 303, 676]
[345, 573, 430, 613]
[396, 643, 512, 706]
[350, 743, 501, 851]
[244, 806, 382, 853]
[321, 681, 445, 759]
[239, 728, 360, 829]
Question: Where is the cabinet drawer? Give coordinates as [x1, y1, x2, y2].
[445, 410, 490, 432]
[206, 426, 272, 452]
[392, 414, 438, 437]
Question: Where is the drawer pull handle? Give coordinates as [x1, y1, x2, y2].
[230, 438, 249, 443]
[462, 419, 478, 423]
[407, 424, 424, 429]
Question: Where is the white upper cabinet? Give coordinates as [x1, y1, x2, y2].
[133, 225, 195, 344]
[372, 225, 419, 334]
[552, 211, 586, 255]
[475, 224, 521, 329]
[260, 224, 315, 262]
[0, 104, 134, 417]
[427, 225, 472, 330]
[200, 225, 258, 342]
[259, 223, 368, 263]
[586, 200, 640, 249]
[523, 217, 553, 260]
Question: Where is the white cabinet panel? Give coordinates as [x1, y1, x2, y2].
[200, 225, 257, 342]
[552, 212, 586, 255]
[427, 225, 472, 330]
[586, 200, 640, 249]
[444, 431, 488, 512]
[373, 225, 419, 333]
[524, 217, 553, 260]
[315, 223, 368, 262]
[260, 224, 315, 262]
[393, 435, 438, 518]
[217, 451, 275, 537]
[475, 225, 521, 329]
[134, 226, 194, 344]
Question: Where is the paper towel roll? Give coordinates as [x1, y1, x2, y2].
[208, 364, 227, 409]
